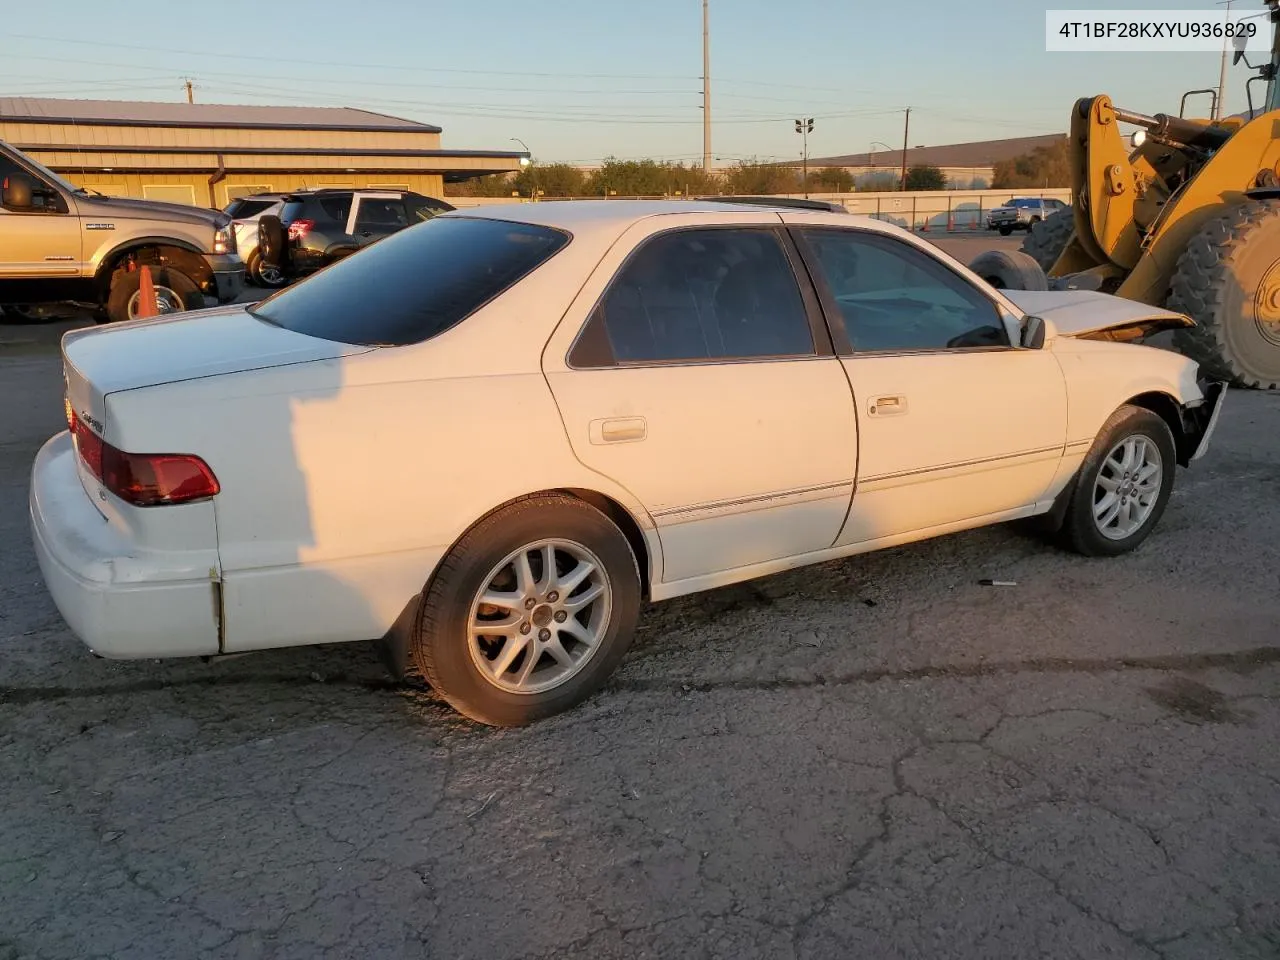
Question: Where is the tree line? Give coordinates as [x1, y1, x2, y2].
[446, 157, 952, 198]
[991, 138, 1071, 189]
[446, 135, 1074, 199]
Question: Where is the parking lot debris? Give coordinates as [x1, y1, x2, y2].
[467, 791, 498, 820]
[979, 579, 1018, 586]
[795, 630, 823, 647]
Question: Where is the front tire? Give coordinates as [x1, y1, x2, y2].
[1166, 198, 1280, 389]
[412, 494, 642, 726]
[1058, 405, 1176, 557]
[104, 266, 202, 324]
[1020, 208, 1075, 273]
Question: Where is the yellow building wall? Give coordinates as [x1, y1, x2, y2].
[6, 121, 443, 152]
[63, 171, 448, 208]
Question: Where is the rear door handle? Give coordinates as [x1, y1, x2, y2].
[868, 395, 908, 417]
[590, 417, 647, 444]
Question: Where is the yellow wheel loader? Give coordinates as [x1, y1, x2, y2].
[981, 0, 1280, 389]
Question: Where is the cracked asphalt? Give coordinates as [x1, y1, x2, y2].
[3, 266, 1280, 958]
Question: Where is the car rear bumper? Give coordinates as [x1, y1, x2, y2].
[29, 432, 221, 659]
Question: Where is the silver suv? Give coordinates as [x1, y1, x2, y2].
[225, 193, 287, 288]
[986, 197, 1069, 235]
[0, 140, 245, 323]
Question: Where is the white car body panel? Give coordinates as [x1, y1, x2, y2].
[541, 209, 858, 584]
[836, 350, 1067, 545]
[29, 201, 1218, 661]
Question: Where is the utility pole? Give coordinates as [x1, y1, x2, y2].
[795, 118, 814, 197]
[899, 107, 911, 190]
[702, 0, 712, 171]
[1215, 0, 1233, 119]
[184, 78, 194, 104]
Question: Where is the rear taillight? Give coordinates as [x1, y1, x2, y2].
[287, 219, 315, 241]
[70, 411, 219, 507]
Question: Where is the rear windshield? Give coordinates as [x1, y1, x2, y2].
[249, 216, 570, 346]
[1011, 199, 1040, 207]
[229, 198, 275, 219]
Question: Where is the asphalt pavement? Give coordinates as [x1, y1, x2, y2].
[2, 232, 1279, 960]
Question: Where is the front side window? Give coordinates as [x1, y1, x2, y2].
[799, 228, 1009, 352]
[250, 216, 568, 346]
[578, 227, 814, 365]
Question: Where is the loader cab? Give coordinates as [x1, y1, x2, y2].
[1231, 4, 1280, 115]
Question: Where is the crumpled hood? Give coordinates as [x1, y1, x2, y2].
[1000, 289, 1195, 339]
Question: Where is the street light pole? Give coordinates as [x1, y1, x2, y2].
[702, 0, 712, 171]
[510, 137, 535, 199]
[1216, 0, 1233, 119]
[795, 117, 813, 197]
[899, 107, 911, 191]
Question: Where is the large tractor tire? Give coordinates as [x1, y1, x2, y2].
[1167, 199, 1280, 389]
[1020, 208, 1075, 273]
[967, 249, 1048, 291]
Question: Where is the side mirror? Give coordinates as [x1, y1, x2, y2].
[1020, 315, 1055, 349]
[2, 174, 33, 210]
[1232, 31, 1249, 66]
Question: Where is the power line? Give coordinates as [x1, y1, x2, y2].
[8, 33, 849, 92]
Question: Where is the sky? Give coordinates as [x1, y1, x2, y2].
[2, 0, 1265, 165]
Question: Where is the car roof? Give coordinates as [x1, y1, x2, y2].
[446, 198, 848, 233]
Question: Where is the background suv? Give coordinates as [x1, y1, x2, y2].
[225, 193, 286, 287]
[986, 197, 1069, 235]
[259, 189, 454, 280]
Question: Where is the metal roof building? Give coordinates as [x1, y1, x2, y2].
[0, 97, 527, 208]
[790, 134, 1069, 190]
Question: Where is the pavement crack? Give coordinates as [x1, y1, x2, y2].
[610, 646, 1280, 695]
[0, 672, 404, 706]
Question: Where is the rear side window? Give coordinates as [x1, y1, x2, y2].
[250, 216, 569, 346]
[318, 196, 352, 223]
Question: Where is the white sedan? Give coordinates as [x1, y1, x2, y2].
[30, 200, 1226, 726]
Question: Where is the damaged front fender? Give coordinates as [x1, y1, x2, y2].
[1179, 379, 1228, 465]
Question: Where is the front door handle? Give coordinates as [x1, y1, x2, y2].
[590, 417, 647, 444]
[868, 395, 908, 416]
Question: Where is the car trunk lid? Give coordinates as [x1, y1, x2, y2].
[61, 304, 373, 448]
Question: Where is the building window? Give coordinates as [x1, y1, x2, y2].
[142, 184, 197, 206]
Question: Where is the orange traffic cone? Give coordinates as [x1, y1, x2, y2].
[136, 265, 158, 318]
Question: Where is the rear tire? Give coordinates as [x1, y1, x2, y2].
[998, 225, 1013, 236]
[1058, 405, 1176, 557]
[1020, 208, 1075, 273]
[968, 249, 1048, 291]
[412, 494, 642, 726]
[1166, 199, 1280, 389]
